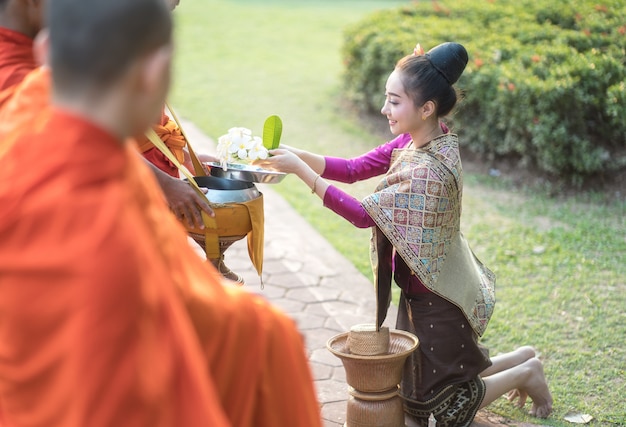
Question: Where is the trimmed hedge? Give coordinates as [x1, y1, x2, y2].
[342, 0, 626, 182]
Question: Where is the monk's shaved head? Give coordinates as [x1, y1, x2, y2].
[46, 0, 172, 93]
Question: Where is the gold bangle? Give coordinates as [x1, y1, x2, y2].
[311, 174, 321, 194]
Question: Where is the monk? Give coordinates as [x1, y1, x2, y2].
[0, 0, 214, 230]
[0, 0, 40, 89]
[0, 0, 322, 426]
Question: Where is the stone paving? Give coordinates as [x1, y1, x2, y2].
[225, 188, 398, 427]
[184, 121, 546, 427]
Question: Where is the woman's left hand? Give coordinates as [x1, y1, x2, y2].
[254, 149, 305, 175]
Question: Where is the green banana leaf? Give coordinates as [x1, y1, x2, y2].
[262, 115, 283, 151]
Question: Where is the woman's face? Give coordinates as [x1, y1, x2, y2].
[380, 70, 422, 136]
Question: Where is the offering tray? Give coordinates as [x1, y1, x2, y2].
[208, 162, 286, 184]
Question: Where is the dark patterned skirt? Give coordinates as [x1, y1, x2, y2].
[397, 292, 492, 427]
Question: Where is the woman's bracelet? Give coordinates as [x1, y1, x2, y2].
[311, 174, 321, 194]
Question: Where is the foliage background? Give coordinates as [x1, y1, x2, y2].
[342, 0, 626, 184]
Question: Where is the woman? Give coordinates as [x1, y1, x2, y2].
[257, 42, 552, 426]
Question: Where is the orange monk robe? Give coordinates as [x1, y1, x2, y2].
[0, 84, 17, 110]
[0, 109, 322, 427]
[136, 108, 187, 177]
[0, 27, 37, 91]
[0, 67, 49, 148]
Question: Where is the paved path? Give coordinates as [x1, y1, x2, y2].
[226, 188, 397, 426]
[184, 122, 546, 427]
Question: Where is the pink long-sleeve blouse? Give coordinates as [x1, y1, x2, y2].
[320, 132, 433, 295]
[321, 133, 412, 228]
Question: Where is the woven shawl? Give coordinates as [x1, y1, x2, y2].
[362, 134, 495, 336]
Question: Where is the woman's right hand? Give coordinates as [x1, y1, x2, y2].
[259, 145, 327, 176]
[254, 149, 306, 175]
[277, 144, 302, 157]
[256, 149, 330, 199]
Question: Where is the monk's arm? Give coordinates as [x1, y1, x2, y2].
[145, 159, 215, 228]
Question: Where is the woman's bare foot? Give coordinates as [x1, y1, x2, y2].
[481, 355, 553, 419]
[521, 358, 553, 418]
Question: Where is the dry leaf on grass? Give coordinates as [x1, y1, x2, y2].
[564, 412, 594, 424]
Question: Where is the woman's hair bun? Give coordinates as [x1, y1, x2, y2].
[426, 42, 468, 85]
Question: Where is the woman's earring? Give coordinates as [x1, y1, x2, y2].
[422, 115, 427, 121]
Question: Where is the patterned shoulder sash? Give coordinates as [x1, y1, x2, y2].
[362, 134, 495, 336]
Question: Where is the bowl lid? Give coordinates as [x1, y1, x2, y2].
[209, 162, 286, 184]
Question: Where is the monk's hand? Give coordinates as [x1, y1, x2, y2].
[161, 175, 215, 229]
[254, 149, 303, 174]
[197, 153, 219, 164]
[182, 151, 218, 175]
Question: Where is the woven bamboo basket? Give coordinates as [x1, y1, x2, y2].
[327, 330, 419, 393]
[347, 324, 390, 356]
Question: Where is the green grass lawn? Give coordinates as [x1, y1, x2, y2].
[171, 1, 626, 425]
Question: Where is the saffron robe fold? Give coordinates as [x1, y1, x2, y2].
[0, 66, 50, 146]
[0, 27, 37, 91]
[0, 110, 321, 427]
[136, 109, 187, 177]
[362, 134, 496, 336]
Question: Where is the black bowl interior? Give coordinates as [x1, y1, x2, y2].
[191, 175, 254, 190]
